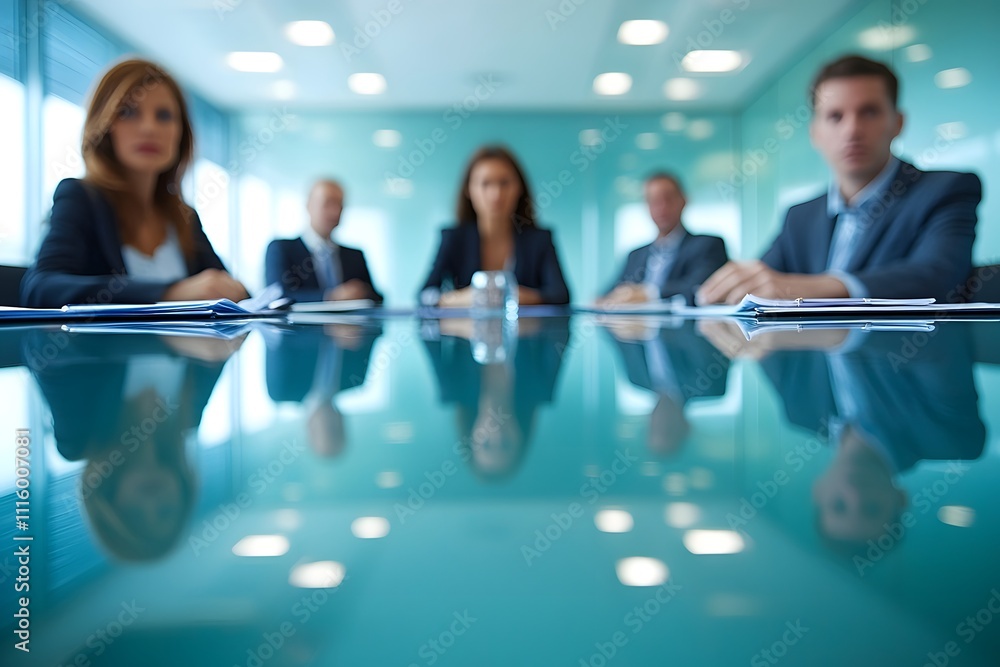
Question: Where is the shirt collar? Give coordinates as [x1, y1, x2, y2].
[827, 156, 900, 218]
[302, 225, 337, 255]
[652, 226, 686, 252]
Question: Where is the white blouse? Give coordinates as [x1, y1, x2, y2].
[121, 226, 188, 284]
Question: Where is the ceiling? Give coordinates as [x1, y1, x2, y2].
[73, 0, 867, 112]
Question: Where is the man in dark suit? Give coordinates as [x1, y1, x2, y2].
[698, 55, 982, 304]
[265, 179, 383, 303]
[597, 172, 728, 306]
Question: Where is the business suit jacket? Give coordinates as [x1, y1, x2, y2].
[21, 178, 227, 308]
[265, 237, 383, 303]
[420, 224, 571, 304]
[761, 161, 981, 302]
[609, 231, 728, 305]
[760, 327, 984, 472]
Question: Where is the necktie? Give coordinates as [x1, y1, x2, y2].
[317, 246, 339, 290]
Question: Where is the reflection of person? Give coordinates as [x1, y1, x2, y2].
[265, 179, 383, 303]
[27, 333, 236, 561]
[758, 325, 985, 543]
[698, 55, 981, 304]
[419, 146, 571, 307]
[597, 173, 727, 307]
[22, 59, 247, 308]
[422, 317, 570, 478]
[606, 320, 729, 456]
[265, 323, 381, 457]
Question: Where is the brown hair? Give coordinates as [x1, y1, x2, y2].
[456, 145, 536, 229]
[82, 58, 196, 258]
[644, 171, 686, 198]
[810, 54, 899, 110]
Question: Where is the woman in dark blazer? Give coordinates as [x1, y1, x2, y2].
[419, 146, 571, 306]
[21, 58, 247, 308]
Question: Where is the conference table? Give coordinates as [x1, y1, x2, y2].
[1, 313, 998, 666]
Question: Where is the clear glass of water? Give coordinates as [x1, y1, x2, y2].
[471, 270, 518, 320]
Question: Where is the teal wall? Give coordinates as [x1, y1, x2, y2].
[740, 0, 999, 263]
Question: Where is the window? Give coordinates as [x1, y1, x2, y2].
[41, 94, 86, 215]
[0, 74, 25, 264]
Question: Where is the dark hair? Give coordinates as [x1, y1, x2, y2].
[810, 54, 899, 110]
[644, 171, 686, 198]
[456, 145, 536, 228]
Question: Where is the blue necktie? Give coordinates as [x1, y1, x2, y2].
[317, 246, 340, 290]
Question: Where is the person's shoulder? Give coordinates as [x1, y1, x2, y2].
[684, 231, 726, 245]
[903, 162, 982, 194]
[266, 237, 305, 253]
[53, 177, 99, 204]
[520, 225, 554, 241]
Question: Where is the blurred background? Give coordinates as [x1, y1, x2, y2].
[1, 0, 997, 304]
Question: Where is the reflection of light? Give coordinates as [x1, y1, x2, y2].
[594, 72, 633, 96]
[935, 68, 972, 89]
[583, 465, 601, 478]
[289, 561, 346, 588]
[858, 24, 915, 50]
[595, 509, 634, 533]
[579, 129, 602, 146]
[635, 132, 660, 150]
[351, 517, 390, 539]
[271, 80, 296, 100]
[372, 129, 402, 148]
[226, 52, 283, 73]
[905, 44, 932, 62]
[273, 509, 302, 531]
[682, 50, 744, 73]
[640, 462, 661, 477]
[661, 112, 686, 132]
[662, 473, 687, 495]
[937, 505, 975, 528]
[348, 73, 387, 95]
[686, 120, 714, 141]
[664, 502, 701, 528]
[284, 20, 335, 46]
[282, 483, 304, 502]
[683, 530, 745, 554]
[383, 178, 414, 198]
[618, 20, 668, 45]
[664, 78, 701, 101]
[233, 535, 290, 557]
[384, 422, 414, 443]
[616, 557, 669, 586]
[376, 471, 403, 488]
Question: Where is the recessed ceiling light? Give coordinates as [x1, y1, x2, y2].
[664, 502, 701, 528]
[616, 557, 669, 586]
[594, 72, 632, 96]
[935, 67, 972, 89]
[859, 24, 915, 50]
[375, 470, 403, 487]
[351, 517, 391, 539]
[905, 43, 933, 62]
[617, 20, 669, 45]
[635, 133, 660, 150]
[285, 20, 335, 46]
[594, 509, 634, 533]
[578, 129, 601, 146]
[226, 51, 283, 73]
[661, 112, 686, 132]
[232, 535, 289, 557]
[682, 50, 744, 73]
[664, 78, 701, 101]
[686, 119, 714, 141]
[683, 529, 745, 555]
[937, 505, 975, 528]
[348, 72, 387, 95]
[288, 561, 346, 588]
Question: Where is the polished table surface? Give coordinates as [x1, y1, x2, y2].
[1, 315, 999, 666]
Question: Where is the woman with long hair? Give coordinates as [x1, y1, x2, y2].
[419, 145, 571, 307]
[21, 58, 247, 307]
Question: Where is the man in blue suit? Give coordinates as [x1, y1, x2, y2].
[698, 55, 982, 304]
[598, 172, 728, 306]
[265, 179, 383, 303]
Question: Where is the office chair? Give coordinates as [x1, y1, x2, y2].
[0, 265, 27, 307]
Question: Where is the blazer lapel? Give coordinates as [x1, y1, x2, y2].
[813, 198, 836, 273]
